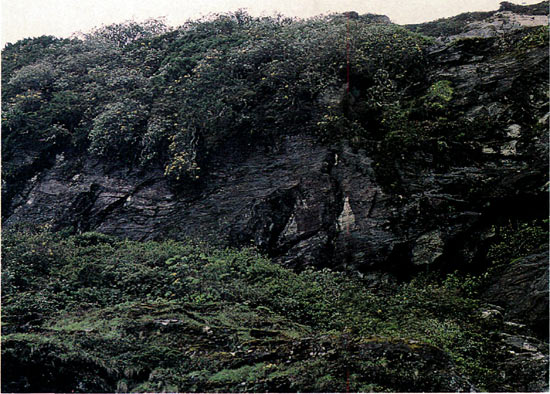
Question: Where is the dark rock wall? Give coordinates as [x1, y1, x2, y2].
[3, 23, 548, 276]
[483, 251, 549, 337]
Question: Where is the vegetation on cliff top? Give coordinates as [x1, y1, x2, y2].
[405, 1, 549, 37]
[1, 12, 429, 184]
[3, 8, 547, 205]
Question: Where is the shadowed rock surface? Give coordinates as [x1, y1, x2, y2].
[483, 251, 549, 337]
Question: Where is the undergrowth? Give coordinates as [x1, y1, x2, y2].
[2, 225, 513, 392]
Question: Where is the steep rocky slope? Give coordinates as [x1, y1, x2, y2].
[2, 5, 548, 275]
[2, 2, 548, 392]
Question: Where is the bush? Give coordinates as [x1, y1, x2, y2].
[487, 219, 548, 267]
[88, 100, 149, 160]
[2, 225, 513, 391]
[2, 13, 432, 182]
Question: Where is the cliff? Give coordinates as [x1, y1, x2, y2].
[2, 2, 548, 392]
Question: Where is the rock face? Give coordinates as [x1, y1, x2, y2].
[3, 21, 548, 277]
[446, 11, 548, 41]
[497, 333, 549, 392]
[483, 251, 549, 337]
[4, 154, 176, 240]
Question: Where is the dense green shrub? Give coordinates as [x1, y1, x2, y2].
[2, 226, 512, 391]
[88, 100, 149, 160]
[2, 12, 432, 182]
[517, 25, 549, 49]
[2, 9, 547, 192]
[424, 80, 454, 111]
[487, 219, 548, 267]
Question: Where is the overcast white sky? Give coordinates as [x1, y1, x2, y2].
[1, 0, 544, 47]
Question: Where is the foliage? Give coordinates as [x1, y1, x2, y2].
[406, 2, 548, 37]
[405, 11, 495, 37]
[81, 18, 170, 48]
[487, 219, 548, 267]
[4, 10, 546, 198]
[2, 8, 548, 196]
[423, 80, 454, 111]
[88, 100, 149, 160]
[2, 225, 517, 392]
[2, 13, 432, 184]
[516, 25, 549, 49]
[499, 1, 549, 15]
[1, 36, 71, 89]
[1, 12, 548, 391]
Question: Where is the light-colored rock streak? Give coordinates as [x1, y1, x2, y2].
[337, 196, 355, 233]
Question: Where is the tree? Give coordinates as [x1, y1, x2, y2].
[82, 18, 169, 48]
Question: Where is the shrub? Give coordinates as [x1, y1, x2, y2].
[88, 100, 149, 160]
[487, 219, 548, 267]
[1, 226, 520, 391]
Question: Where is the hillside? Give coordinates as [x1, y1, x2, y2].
[2, 2, 549, 392]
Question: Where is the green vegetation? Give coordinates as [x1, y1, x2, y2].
[487, 219, 548, 267]
[516, 25, 549, 49]
[424, 80, 454, 110]
[405, 11, 495, 37]
[2, 10, 546, 197]
[2, 225, 523, 392]
[2, 12, 431, 187]
[2, 8, 548, 392]
[499, 1, 550, 15]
